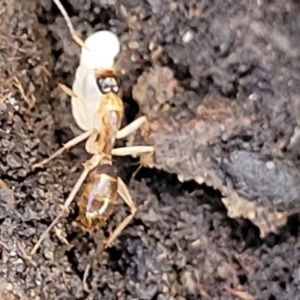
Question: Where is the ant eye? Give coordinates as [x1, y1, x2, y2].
[97, 78, 109, 94]
[102, 85, 111, 93]
[113, 85, 119, 93]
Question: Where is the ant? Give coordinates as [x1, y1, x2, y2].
[30, 0, 154, 257]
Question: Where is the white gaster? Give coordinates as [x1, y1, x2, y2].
[80, 30, 121, 70]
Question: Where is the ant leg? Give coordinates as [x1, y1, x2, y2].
[83, 234, 105, 292]
[112, 146, 155, 170]
[111, 146, 155, 157]
[112, 146, 155, 183]
[104, 177, 137, 248]
[29, 154, 101, 257]
[58, 83, 92, 130]
[85, 130, 99, 154]
[116, 116, 149, 140]
[53, 0, 86, 49]
[53, 0, 103, 67]
[58, 82, 78, 98]
[32, 129, 94, 169]
[83, 263, 92, 293]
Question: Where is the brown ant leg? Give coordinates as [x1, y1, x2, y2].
[82, 239, 105, 293]
[111, 146, 155, 157]
[113, 146, 155, 184]
[58, 83, 92, 131]
[83, 263, 92, 293]
[104, 176, 137, 248]
[112, 146, 155, 186]
[57, 82, 77, 98]
[116, 116, 149, 140]
[32, 129, 94, 169]
[29, 154, 102, 257]
[53, 0, 87, 49]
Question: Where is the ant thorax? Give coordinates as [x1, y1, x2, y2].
[96, 76, 120, 94]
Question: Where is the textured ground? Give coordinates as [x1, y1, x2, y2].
[0, 0, 300, 299]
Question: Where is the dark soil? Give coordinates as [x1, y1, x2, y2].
[0, 0, 300, 299]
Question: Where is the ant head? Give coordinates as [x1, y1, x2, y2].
[96, 75, 121, 94]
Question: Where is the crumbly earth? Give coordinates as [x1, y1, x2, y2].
[0, 0, 300, 299]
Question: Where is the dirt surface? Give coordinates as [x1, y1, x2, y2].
[1, 0, 300, 299]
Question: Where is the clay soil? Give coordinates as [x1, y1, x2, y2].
[1, 0, 300, 299]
